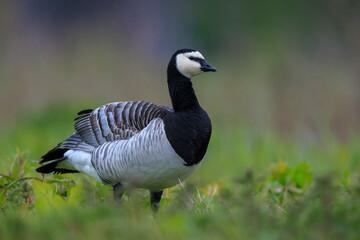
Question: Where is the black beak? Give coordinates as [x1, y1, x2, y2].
[200, 60, 217, 72]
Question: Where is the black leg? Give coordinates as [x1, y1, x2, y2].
[150, 190, 163, 213]
[113, 182, 124, 203]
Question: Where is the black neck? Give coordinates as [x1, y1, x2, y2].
[167, 69, 200, 112]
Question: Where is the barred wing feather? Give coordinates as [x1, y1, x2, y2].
[75, 101, 172, 147]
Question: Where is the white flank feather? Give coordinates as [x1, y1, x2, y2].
[60, 150, 102, 182]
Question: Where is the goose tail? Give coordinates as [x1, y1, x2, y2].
[36, 132, 94, 174]
[36, 157, 79, 174]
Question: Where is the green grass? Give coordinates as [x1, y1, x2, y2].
[1, 104, 360, 239]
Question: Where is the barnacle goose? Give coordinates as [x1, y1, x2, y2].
[36, 49, 216, 212]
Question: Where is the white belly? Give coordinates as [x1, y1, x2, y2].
[115, 151, 200, 191]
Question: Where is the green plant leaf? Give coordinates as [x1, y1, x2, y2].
[0, 175, 13, 182]
[6, 177, 43, 189]
[291, 162, 312, 189]
[0, 188, 7, 206]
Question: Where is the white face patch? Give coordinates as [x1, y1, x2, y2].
[176, 51, 205, 78]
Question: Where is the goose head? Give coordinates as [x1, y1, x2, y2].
[168, 49, 216, 79]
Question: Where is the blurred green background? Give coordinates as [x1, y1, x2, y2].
[1, 0, 359, 136]
[1, 1, 360, 239]
[1, 0, 360, 174]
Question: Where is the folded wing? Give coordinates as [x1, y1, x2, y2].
[39, 101, 172, 165]
[75, 101, 172, 147]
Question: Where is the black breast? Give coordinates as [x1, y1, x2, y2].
[161, 108, 212, 166]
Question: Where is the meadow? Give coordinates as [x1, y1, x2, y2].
[1, 2, 360, 238]
[1, 103, 360, 240]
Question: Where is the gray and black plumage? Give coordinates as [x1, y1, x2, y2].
[36, 49, 216, 212]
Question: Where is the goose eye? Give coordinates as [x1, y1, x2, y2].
[188, 56, 196, 61]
